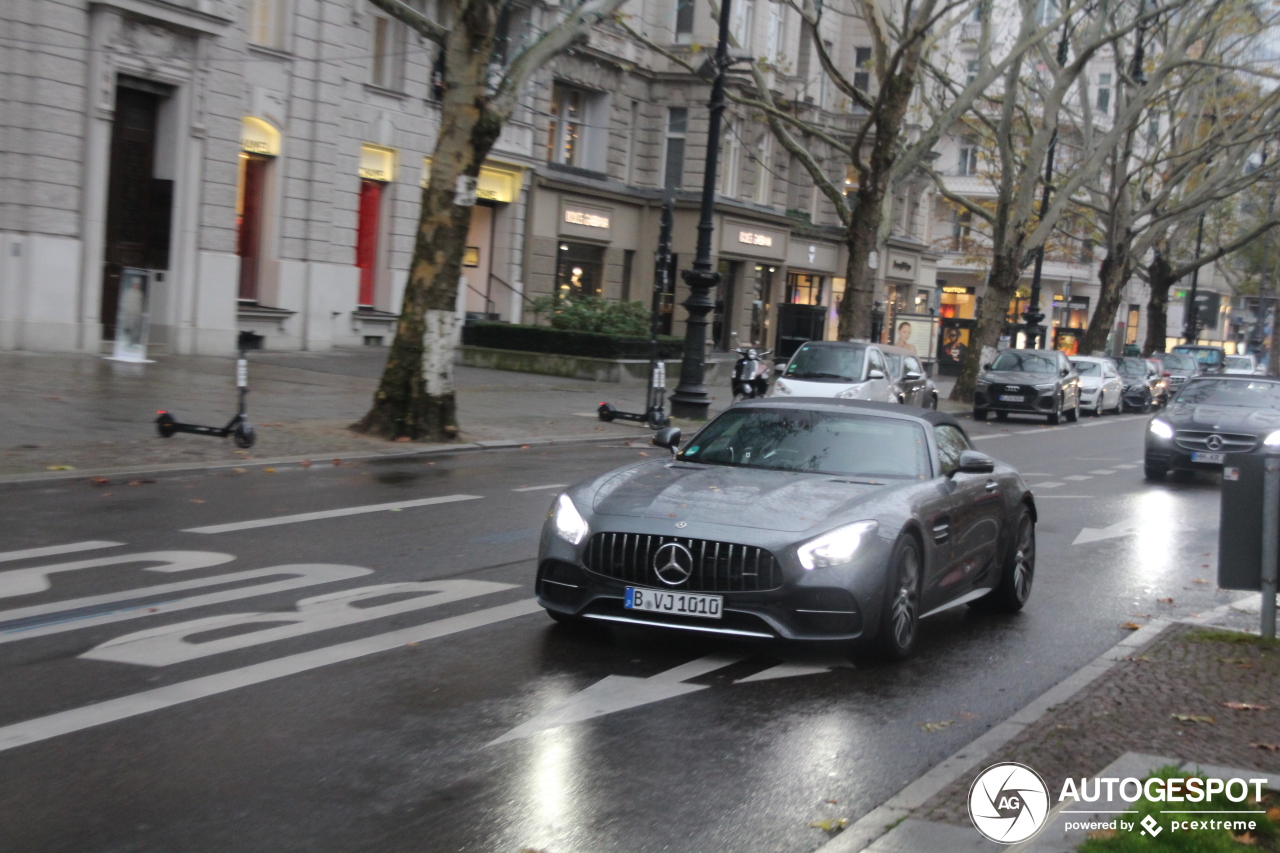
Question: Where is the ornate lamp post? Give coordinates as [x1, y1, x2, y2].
[669, 0, 735, 419]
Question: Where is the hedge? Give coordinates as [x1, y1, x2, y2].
[462, 322, 685, 360]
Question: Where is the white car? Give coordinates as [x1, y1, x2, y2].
[771, 341, 896, 402]
[1224, 354, 1263, 375]
[1070, 355, 1123, 416]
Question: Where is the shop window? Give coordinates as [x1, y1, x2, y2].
[939, 286, 975, 319]
[371, 10, 405, 89]
[674, 0, 695, 43]
[663, 107, 687, 189]
[248, 0, 288, 50]
[786, 273, 824, 306]
[355, 179, 384, 307]
[556, 242, 605, 300]
[237, 154, 271, 302]
[714, 260, 741, 350]
[750, 264, 775, 345]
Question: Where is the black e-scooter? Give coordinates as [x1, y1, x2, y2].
[156, 353, 256, 448]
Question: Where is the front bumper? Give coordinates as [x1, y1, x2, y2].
[974, 385, 1057, 414]
[1121, 387, 1151, 408]
[535, 521, 896, 641]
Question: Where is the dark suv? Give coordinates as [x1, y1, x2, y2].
[1171, 344, 1227, 375]
[974, 349, 1081, 423]
[1155, 351, 1198, 394]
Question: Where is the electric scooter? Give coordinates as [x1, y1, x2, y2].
[731, 348, 773, 400]
[155, 352, 256, 448]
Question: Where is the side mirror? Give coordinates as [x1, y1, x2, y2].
[983, 363, 993, 370]
[652, 426, 682, 453]
[1060, 368, 1070, 377]
[904, 371, 924, 381]
[868, 369, 886, 380]
[952, 449, 996, 477]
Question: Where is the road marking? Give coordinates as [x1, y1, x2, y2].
[183, 494, 483, 534]
[511, 484, 567, 492]
[735, 660, 853, 683]
[82, 580, 516, 666]
[490, 653, 746, 745]
[1036, 482, 1064, 489]
[0, 564, 372, 644]
[1036, 495, 1092, 499]
[970, 434, 1008, 441]
[1089, 469, 1116, 475]
[0, 551, 234, 601]
[0, 598, 542, 754]
[1073, 520, 1144, 545]
[1115, 464, 1137, 470]
[1063, 475, 1093, 481]
[0, 541, 122, 564]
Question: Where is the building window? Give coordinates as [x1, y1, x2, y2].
[237, 154, 272, 301]
[355, 179, 385, 307]
[370, 11, 404, 89]
[957, 145, 978, 176]
[624, 100, 639, 184]
[674, 0, 695, 43]
[767, 1, 784, 64]
[720, 119, 741, 198]
[1096, 73, 1112, 112]
[556, 242, 606, 300]
[248, 0, 288, 49]
[733, 0, 754, 47]
[1126, 304, 1140, 345]
[965, 59, 979, 86]
[755, 133, 773, 205]
[951, 209, 972, 250]
[854, 47, 872, 93]
[546, 83, 607, 170]
[786, 273, 824, 305]
[1035, 0, 1056, 26]
[662, 107, 688, 189]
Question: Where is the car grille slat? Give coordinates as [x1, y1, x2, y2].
[582, 533, 783, 592]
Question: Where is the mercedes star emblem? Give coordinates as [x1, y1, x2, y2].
[1205, 434, 1225, 452]
[675, 521, 688, 529]
[653, 542, 695, 586]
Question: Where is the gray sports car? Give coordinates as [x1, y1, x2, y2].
[535, 399, 1037, 658]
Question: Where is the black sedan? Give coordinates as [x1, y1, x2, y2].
[535, 399, 1037, 659]
[1144, 376, 1280, 479]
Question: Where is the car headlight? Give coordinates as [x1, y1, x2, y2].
[835, 386, 862, 399]
[1265, 431, 1280, 447]
[550, 493, 589, 545]
[774, 379, 792, 395]
[1148, 420, 1174, 440]
[797, 520, 879, 570]
[975, 379, 990, 388]
[1034, 383, 1056, 391]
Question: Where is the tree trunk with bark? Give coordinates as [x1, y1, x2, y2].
[837, 187, 884, 340]
[1143, 253, 1175, 355]
[952, 251, 1022, 403]
[1080, 247, 1131, 354]
[355, 4, 503, 441]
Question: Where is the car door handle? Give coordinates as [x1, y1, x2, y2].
[931, 519, 950, 543]
[984, 480, 999, 492]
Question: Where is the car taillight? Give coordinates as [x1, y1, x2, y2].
[1162, 372, 1171, 377]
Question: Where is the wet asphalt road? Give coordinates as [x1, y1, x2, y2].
[0, 410, 1238, 853]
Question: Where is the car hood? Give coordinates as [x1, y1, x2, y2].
[775, 377, 860, 397]
[590, 460, 888, 532]
[1077, 376, 1103, 388]
[1164, 404, 1280, 433]
[981, 371, 1058, 386]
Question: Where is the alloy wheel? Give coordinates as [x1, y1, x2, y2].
[1012, 514, 1034, 604]
[891, 545, 920, 649]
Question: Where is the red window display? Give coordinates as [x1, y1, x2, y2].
[355, 179, 383, 307]
[237, 155, 269, 301]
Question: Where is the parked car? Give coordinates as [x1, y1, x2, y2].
[536, 399, 1037, 659]
[1224, 354, 1263, 375]
[1145, 375, 1280, 479]
[1171, 344, 1227, 375]
[771, 341, 896, 403]
[882, 345, 938, 408]
[973, 349, 1081, 424]
[1155, 351, 1198, 394]
[1070, 355, 1124, 416]
[1115, 356, 1162, 412]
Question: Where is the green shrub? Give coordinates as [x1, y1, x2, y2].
[528, 296, 653, 337]
[462, 321, 683, 360]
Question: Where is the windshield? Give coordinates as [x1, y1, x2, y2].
[785, 344, 865, 383]
[991, 352, 1057, 374]
[1159, 353, 1195, 371]
[884, 354, 903, 378]
[1174, 346, 1224, 366]
[1226, 356, 1253, 369]
[1072, 361, 1101, 376]
[1117, 359, 1147, 378]
[1174, 378, 1280, 410]
[678, 409, 931, 480]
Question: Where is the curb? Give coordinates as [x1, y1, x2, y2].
[0, 432, 645, 486]
[815, 618, 1176, 853]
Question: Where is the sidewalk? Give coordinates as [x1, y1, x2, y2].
[0, 348, 722, 478]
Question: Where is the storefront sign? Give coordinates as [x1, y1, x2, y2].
[564, 210, 610, 228]
[738, 231, 773, 247]
[421, 158, 523, 203]
[359, 144, 396, 182]
[942, 285, 974, 295]
[240, 116, 280, 156]
[885, 251, 917, 282]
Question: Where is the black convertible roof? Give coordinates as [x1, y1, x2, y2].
[729, 397, 964, 429]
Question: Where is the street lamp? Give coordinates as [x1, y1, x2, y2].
[1183, 212, 1206, 344]
[669, 0, 739, 419]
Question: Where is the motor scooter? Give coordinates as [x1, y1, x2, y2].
[732, 348, 773, 400]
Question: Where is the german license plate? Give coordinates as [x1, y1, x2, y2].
[998, 394, 1024, 402]
[1192, 451, 1225, 464]
[625, 587, 722, 619]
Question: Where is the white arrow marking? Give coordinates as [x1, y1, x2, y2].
[489, 652, 745, 745]
[1073, 520, 1144, 545]
[0, 541, 123, 564]
[0, 551, 235, 600]
[734, 660, 853, 683]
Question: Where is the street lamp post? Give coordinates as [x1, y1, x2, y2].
[669, 0, 734, 420]
[1183, 212, 1206, 344]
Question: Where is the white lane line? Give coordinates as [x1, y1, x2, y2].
[1036, 482, 1064, 489]
[1115, 464, 1137, 470]
[0, 541, 122, 564]
[970, 434, 1008, 441]
[1063, 475, 1093, 481]
[1089, 469, 1116, 475]
[0, 598, 542, 754]
[0, 551, 234, 601]
[183, 494, 483, 534]
[511, 484, 568, 492]
[1036, 495, 1092, 499]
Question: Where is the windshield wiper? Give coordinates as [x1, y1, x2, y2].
[789, 372, 857, 381]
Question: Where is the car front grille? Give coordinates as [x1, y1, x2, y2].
[1174, 430, 1258, 453]
[984, 383, 1046, 410]
[1169, 375, 1188, 386]
[583, 532, 783, 592]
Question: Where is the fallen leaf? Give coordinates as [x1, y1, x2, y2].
[426, 461, 435, 465]
[1130, 613, 1152, 619]
[1125, 655, 1151, 662]
[1193, 578, 1210, 584]
[188, 499, 205, 504]
[1157, 597, 1174, 604]
[233, 467, 247, 474]
[825, 799, 839, 804]
[90, 477, 110, 486]
[394, 436, 412, 442]
[300, 460, 312, 468]
[919, 720, 954, 732]
[809, 818, 847, 833]
[1119, 622, 1143, 630]
[1202, 564, 1210, 568]
[264, 468, 276, 473]
[1223, 702, 1270, 711]
[638, 451, 650, 457]
[1237, 831, 1259, 845]
[1171, 714, 1215, 724]
[46, 465, 74, 471]
[520, 444, 531, 449]
[958, 712, 977, 720]
[333, 459, 342, 466]
[1252, 743, 1280, 751]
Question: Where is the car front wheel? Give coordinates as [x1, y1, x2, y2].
[875, 536, 922, 660]
[1047, 398, 1061, 425]
[973, 408, 989, 421]
[979, 505, 1034, 613]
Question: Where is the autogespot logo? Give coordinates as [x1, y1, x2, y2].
[968, 762, 1051, 844]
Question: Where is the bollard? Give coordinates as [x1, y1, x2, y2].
[1263, 455, 1279, 639]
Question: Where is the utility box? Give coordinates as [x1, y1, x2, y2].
[1219, 452, 1273, 590]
